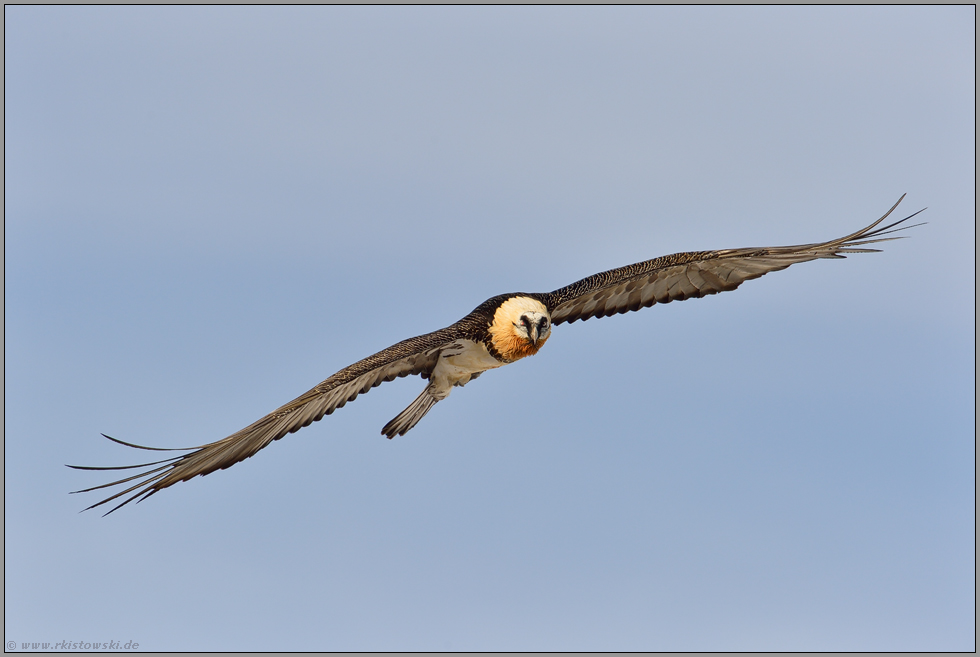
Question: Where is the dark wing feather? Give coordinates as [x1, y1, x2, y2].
[69, 324, 470, 514]
[544, 195, 924, 325]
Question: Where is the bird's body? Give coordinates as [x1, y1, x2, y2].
[382, 295, 551, 436]
[72, 196, 924, 514]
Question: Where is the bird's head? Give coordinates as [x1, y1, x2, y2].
[489, 296, 552, 361]
[513, 310, 551, 348]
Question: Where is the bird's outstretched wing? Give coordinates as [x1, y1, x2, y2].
[544, 195, 924, 325]
[69, 325, 469, 514]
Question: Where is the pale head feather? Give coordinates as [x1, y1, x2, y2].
[488, 296, 551, 361]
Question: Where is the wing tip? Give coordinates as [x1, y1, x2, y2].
[100, 432, 200, 452]
[69, 433, 196, 514]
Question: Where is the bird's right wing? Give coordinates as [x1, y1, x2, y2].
[545, 195, 923, 325]
[69, 324, 468, 514]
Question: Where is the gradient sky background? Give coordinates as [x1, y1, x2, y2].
[5, 6, 975, 651]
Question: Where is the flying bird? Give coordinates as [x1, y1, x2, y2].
[71, 196, 923, 514]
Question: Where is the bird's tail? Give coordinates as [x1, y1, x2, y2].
[381, 385, 441, 438]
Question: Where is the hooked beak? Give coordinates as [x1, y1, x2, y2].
[528, 325, 539, 347]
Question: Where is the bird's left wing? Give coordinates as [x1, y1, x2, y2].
[69, 324, 468, 514]
[544, 195, 923, 325]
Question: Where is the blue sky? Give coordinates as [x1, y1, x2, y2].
[4, 6, 974, 651]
